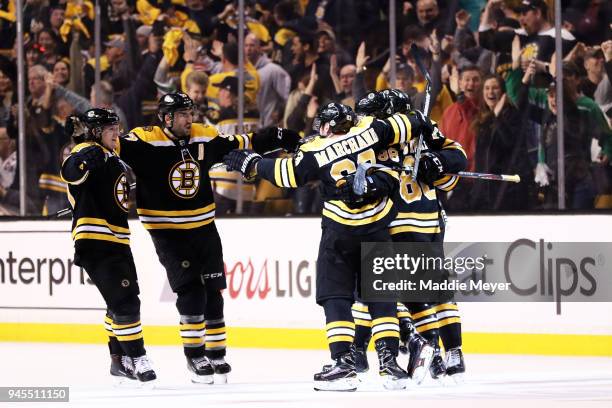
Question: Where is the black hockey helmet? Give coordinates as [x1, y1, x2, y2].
[77, 108, 120, 141]
[158, 92, 194, 127]
[355, 91, 392, 119]
[385, 89, 412, 114]
[313, 102, 356, 135]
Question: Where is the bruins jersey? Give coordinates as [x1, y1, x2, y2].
[377, 127, 467, 241]
[256, 113, 424, 234]
[61, 142, 131, 252]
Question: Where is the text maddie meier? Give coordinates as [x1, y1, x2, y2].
[372, 278, 512, 293]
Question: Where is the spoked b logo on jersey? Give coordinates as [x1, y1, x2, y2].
[361, 240, 612, 314]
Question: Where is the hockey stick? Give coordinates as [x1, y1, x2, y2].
[447, 171, 521, 183]
[410, 43, 432, 181]
[353, 163, 520, 195]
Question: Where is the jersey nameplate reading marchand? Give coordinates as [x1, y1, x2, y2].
[313, 129, 380, 167]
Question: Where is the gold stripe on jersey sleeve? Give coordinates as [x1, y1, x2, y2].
[273, 159, 283, 187]
[322, 198, 394, 226]
[141, 218, 215, 230]
[396, 211, 438, 220]
[136, 203, 216, 217]
[73, 232, 130, 245]
[442, 139, 467, 157]
[434, 175, 459, 191]
[389, 225, 441, 235]
[286, 158, 297, 187]
[76, 218, 130, 234]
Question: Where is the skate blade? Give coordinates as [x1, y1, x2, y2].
[214, 373, 228, 384]
[190, 372, 214, 384]
[410, 345, 434, 385]
[314, 377, 359, 392]
[381, 376, 409, 390]
[112, 376, 138, 388]
[139, 379, 158, 390]
[447, 372, 465, 385]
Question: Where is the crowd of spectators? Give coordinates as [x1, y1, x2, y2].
[0, 0, 610, 216]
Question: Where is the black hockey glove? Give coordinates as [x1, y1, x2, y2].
[336, 172, 390, 205]
[335, 174, 363, 204]
[412, 110, 437, 146]
[74, 145, 106, 171]
[223, 149, 262, 178]
[253, 127, 301, 152]
[417, 151, 446, 186]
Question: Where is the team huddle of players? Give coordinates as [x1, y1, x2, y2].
[61, 86, 467, 391]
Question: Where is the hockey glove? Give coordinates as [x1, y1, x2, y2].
[223, 149, 262, 178]
[417, 151, 446, 186]
[412, 110, 439, 147]
[253, 127, 301, 152]
[74, 145, 106, 171]
[336, 172, 392, 205]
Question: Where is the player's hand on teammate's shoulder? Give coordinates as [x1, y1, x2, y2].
[410, 110, 436, 144]
[75, 145, 107, 171]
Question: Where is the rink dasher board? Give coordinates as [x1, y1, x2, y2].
[0, 216, 611, 356]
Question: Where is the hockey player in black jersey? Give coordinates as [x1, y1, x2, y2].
[117, 92, 300, 384]
[347, 89, 468, 384]
[224, 102, 441, 391]
[61, 108, 156, 384]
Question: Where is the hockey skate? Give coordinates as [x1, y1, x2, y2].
[375, 340, 410, 390]
[210, 357, 231, 384]
[110, 354, 136, 384]
[445, 347, 465, 384]
[429, 346, 447, 382]
[132, 355, 157, 386]
[406, 334, 434, 385]
[314, 349, 359, 392]
[187, 355, 215, 384]
[354, 347, 369, 375]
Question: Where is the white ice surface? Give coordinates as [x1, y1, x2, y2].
[0, 343, 611, 408]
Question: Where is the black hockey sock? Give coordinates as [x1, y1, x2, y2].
[180, 314, 206, 358]
[435, 303, 462, 350]
[351, 302, 372, 350]
[112, 314, 146, 357]
[323, 298, 354, 359]
[406, 303, 441, 345]
[368, 302, 400, 355]
[204, 288, 226, 359]
[105, 313, 123, 355]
